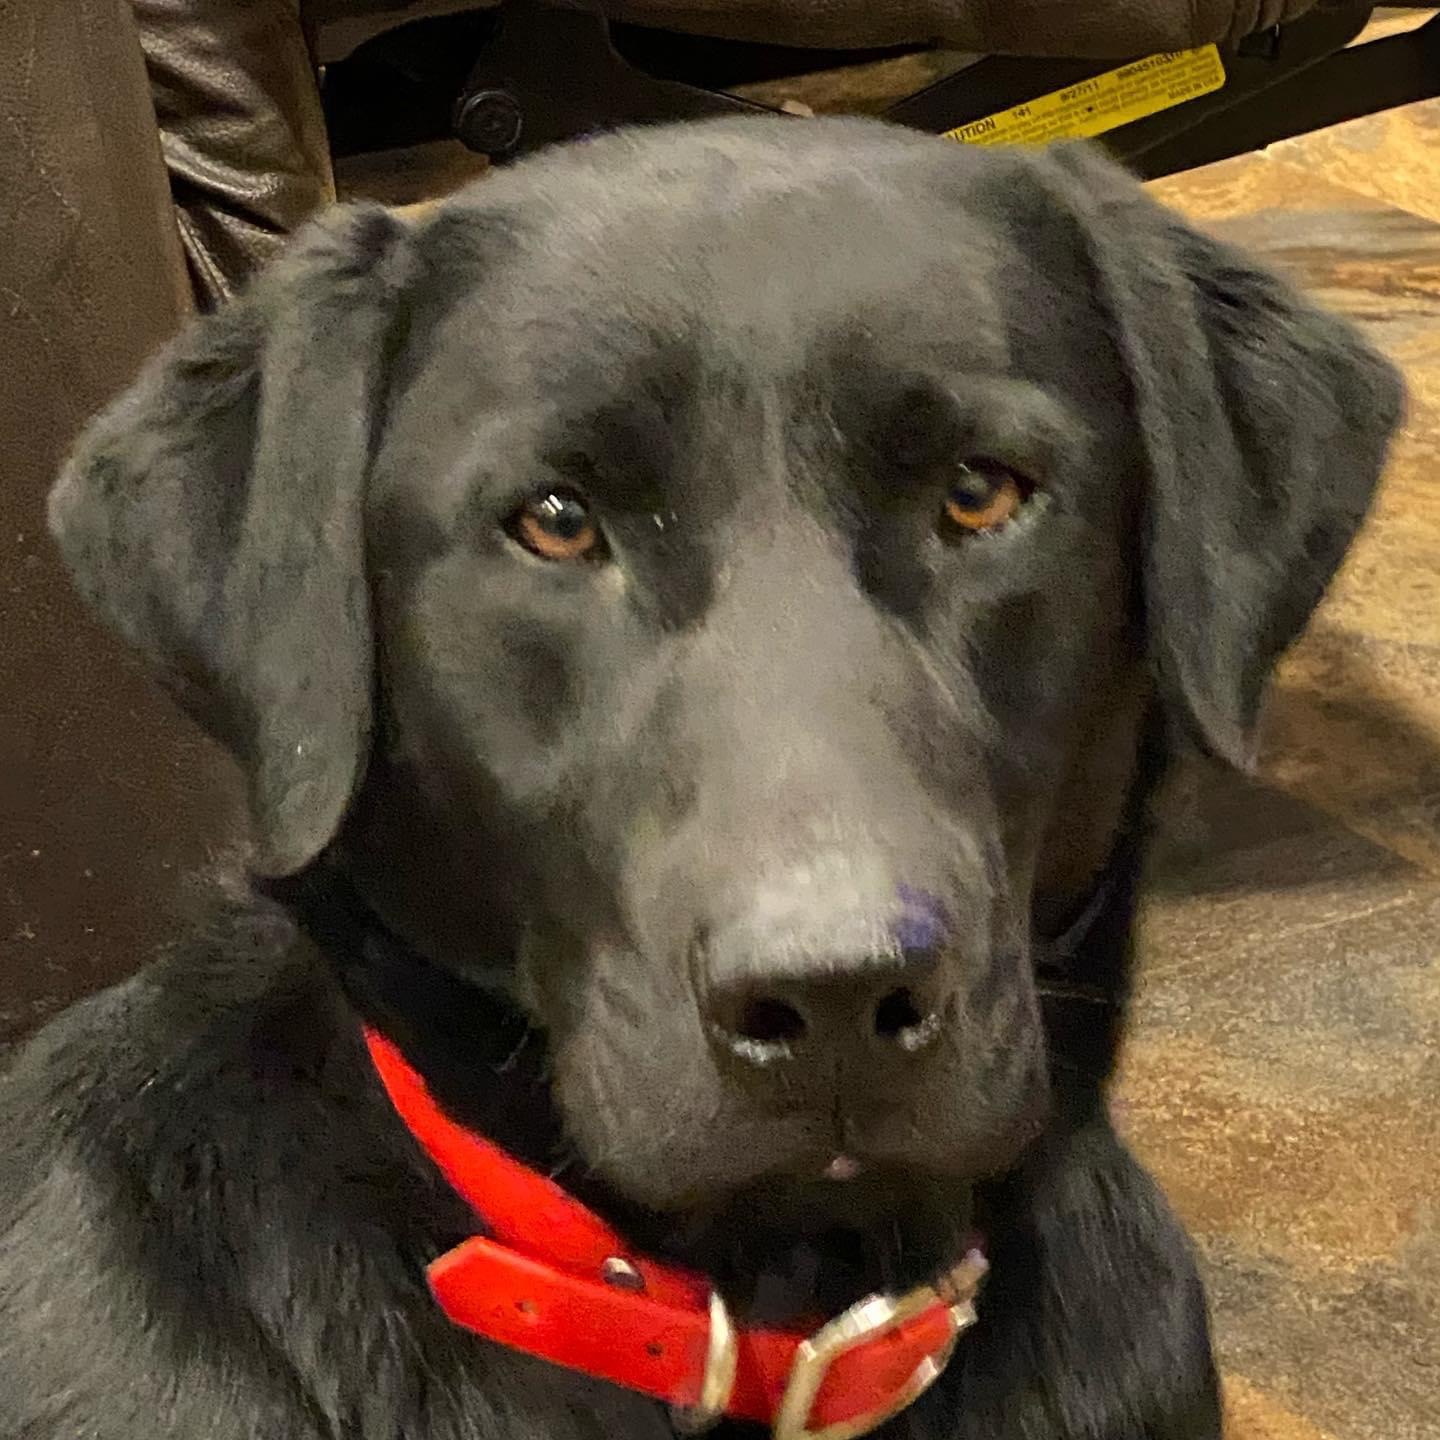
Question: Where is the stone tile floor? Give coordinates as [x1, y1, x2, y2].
[1123, 108, 1440, 1440]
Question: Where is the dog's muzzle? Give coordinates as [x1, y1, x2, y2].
[364, 1025, 987, 1439]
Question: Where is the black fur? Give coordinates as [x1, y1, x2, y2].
[2, 119, 1401, 1439]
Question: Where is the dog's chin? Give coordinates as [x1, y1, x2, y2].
[728, 1164, 967, 1232]
[595, 1161, 978, 1324]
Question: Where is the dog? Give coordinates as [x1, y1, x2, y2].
[0, 118, 1401, 1440]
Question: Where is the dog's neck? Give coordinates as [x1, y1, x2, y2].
[267, 861, 563, 1172]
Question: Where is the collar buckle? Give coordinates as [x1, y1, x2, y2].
[772, 1254, 986, 1440]
[670, 1291, 740, 1434]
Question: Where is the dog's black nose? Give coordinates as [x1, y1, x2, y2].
[702, 951, 952, 1067]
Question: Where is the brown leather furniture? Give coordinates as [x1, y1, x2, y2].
[0, 0, 240, 1051]
[134, 0, 1327, 306]
[308, 0, 1322, 58]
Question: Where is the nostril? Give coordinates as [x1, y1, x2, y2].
[873, 986, 943, 1052]
[736, 996, 807, 1047]
[707, 989, 808, 1065]
[874, 987, 922, 1037]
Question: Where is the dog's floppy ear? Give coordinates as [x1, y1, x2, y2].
[49, 206, 413, 876]
[1040, 146, 1403, 766]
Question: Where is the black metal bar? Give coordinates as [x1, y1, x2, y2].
[451, 0, 773, 159]
[885, 1, 1375, 157]
[324, 0, 780, 161]
[1123, 12, 1440, 177]
[609, 29, 927, 92]
[323, 9, 498, 158]
[327, 0, 1439, 175]
[887, 53, 1126, 134]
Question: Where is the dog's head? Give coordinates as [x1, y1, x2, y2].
[51, 121, 1399, 1223]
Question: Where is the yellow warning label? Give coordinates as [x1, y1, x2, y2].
[945, 46, 1226, 148]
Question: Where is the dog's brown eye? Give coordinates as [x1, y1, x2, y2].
[940, 463, 1027, 537]
[512, 490, 603, 561]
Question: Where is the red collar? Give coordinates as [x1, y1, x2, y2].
[364, 1027, 986, 1439]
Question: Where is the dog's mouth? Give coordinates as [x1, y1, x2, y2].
[820, 1153, 866, 1183]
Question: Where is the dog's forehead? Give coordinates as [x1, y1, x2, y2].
[422, 125, 1082, 372]
[378, 124, 1100, 520]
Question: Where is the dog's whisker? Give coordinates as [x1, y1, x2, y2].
[494, 1026, 536, 1075]
[1033, 983, 1112, 1005]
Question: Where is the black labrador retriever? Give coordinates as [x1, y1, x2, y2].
[0, 119, 1400, 1440]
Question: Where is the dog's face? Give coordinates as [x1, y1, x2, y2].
[50, 121, 1399, 1224]
[365, 155, 1144, 1212]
